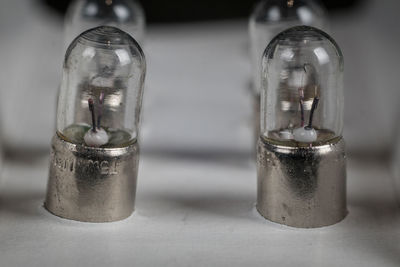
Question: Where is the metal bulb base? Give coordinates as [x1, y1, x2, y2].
[256, 137, 347, 228]
[45, 133, 139, 222]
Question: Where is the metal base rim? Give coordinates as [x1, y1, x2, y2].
[256, 205, 348, 229]
[44, 204, 136, 223]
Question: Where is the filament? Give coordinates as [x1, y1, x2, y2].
[97, 91, 105, 128]
[298, 88, 305, 127]
[88, 98, 97, 132]
[307, 97, 320, 129]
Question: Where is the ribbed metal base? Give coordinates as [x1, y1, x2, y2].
[45, 134, 139, 222]
[257, 137, 347, 228]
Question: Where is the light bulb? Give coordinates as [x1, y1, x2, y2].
[249, 0, 327, 142]
[257, 26, 347, 228]
[45, 26, 146, 222]
[65, 0, 145, 49]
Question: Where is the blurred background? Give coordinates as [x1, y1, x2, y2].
[44, 0, 361, 22]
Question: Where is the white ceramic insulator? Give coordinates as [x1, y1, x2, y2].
[84, 128, 109, 147]
[293, 127, 317, 143]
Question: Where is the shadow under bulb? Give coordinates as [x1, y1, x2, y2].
[256, 26, 347, 228]
[45, 26, 146, 222]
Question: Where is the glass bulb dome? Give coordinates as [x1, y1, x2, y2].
[57, 26, 146, 148]
[261, 26, 343, 146]
[65, 0, 145, 48]
[249, 0, 327, 92]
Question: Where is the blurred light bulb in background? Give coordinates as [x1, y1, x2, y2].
[65, 0, 146, 49]
[249, 0, 327, 143]
[257, 26, 347, 228]
[45, 26, 146, 222]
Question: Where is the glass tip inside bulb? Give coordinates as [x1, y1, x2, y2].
[84, 128, 109, 147]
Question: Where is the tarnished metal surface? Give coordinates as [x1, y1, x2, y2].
[257, 137, 347, 228]
[45, 133, 139, 222]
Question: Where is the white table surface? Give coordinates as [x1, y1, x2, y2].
[0, 154, 399, 267]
